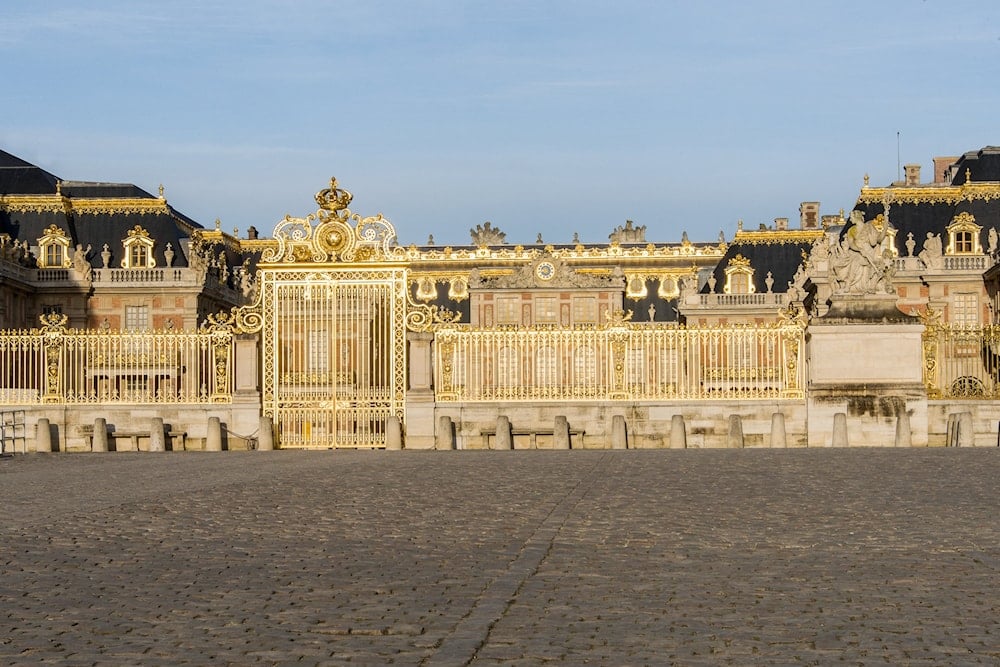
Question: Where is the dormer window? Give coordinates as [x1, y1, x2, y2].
[946, 212, 982, 255]
[121, 225, 156, 268]
[36, 224, 71, 269]
[723, 254, 755, 295]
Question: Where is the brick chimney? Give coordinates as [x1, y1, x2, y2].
[774, 217, 788, 230]
[933, 156, 959, 184]
[799, 202, 820, 229]
[904, 163, 921, 186]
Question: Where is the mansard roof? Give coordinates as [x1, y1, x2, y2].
[852, 146, 1000, 253]
[701, 229, 819, 294]
[0, 149, 206, 268]
[950, 146, 1000, 184]
[0, 149, 60, 195]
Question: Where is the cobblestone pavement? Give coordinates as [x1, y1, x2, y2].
[1, 449, 998, 666]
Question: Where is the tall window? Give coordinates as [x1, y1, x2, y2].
[535, 297, 557, 323]
[572, 297, 597, 323]
[535, 346, 558, 387]
[124, 305, 150, 330]
[45, 244, 65, 268]
[954, 231, 974, 254]
[496, 297, 520, 325]
[130, 244, 150, 268]
[308, 329, 329, 373]
[953, 293, 979, 326]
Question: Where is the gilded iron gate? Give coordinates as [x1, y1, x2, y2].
[235, 179, 418, 448]
[260, 269, 406, 448]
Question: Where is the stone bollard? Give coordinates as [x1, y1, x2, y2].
[770, 412, 787, 448]
[727, 414, 744, 449]
[92, 417, 109, 452]
[149, 417, 166, 452]
[894, 410, 912, 448]
[946, 413, 958, 447]
[385, 415, 402, 450]
[257, 415, 275, 451]
[34, 418, 53, 453]
[611, 415, 627, 449]
[205, 417, 223, 451]
[831, 412, 848, 447]
[435, 415, 455, 450]
[495, 416, 513, 450]
[553, 415, 571, 450]
[957, 412, 975, 447]
[669, 415, 687, 449]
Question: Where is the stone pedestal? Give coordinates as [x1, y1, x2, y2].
[806, 295, 927, 447]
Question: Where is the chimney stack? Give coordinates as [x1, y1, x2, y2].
[904, 163, 921, 186]
[799, 202, 820, 229]
[774, 217, 788, 230]
[933, 156, 959, 184]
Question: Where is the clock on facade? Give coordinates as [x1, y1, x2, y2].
[536, 261, 556, 281]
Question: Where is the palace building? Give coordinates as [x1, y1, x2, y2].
[2, 146, 999, 452]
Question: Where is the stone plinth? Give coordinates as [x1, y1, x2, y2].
[806, 295, 926, 447]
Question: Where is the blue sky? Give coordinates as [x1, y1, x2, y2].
[3, 1, 998, 246]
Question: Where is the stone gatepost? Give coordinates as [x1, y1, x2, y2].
[404, 331, 436, 449]
[806, 294, 927, 447]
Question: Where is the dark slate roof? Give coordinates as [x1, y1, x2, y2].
[0, 149, 60, 195]
[853, 198, 1000, 255]
[950, 146, 1000, 185]
[701, 239, 811, 295]
[625, 280, 681, 322]
[0, 149, 208, 269]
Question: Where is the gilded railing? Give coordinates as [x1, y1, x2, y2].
[434, 318, 805, 402]
[921, 316, 1000, 399]
[0, 314, 234, 405]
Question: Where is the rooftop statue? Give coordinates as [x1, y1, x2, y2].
[470, 221, 506, 246]
[829, 210, 895, 295]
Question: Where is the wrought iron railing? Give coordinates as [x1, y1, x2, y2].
[922, 320, 1000, 399]
[0, 314, 234, 405]
[434, 319, 806, 402]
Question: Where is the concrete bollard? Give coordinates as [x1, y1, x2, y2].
[611, 415, 627, 449]
[495, 416, 513, 450]
[669, 415, 687, 449]
[149, 417, 166, 452]
[957, 412, 974, 447]
[894, 410, 912, 448]
[93, 417, 109, 452]
[831, 412, 848, 447]
[553, 415, 571, 450]
[257, 415, 275, 451]
[34, 418, 53, 453]
[435, 415, 455, 450]
[770, 412, 787, 448]
[385, 415, 402, 450]
[727, 414, 744, 449]
[205, 416, 223, 451]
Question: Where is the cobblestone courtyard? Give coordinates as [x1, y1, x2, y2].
[1, 449, 998, 665]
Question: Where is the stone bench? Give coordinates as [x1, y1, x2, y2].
[478, 427, 585, 449]
[80, 424, 187, 451]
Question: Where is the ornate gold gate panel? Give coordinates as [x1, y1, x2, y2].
[235, 179, 412, 448]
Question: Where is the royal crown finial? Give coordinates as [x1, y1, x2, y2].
[315, 177, 353, 212]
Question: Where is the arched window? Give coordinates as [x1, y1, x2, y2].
[946, 212, 982, 255]
[535, 346, 557, 387]
[121, 225, 156, 268]
[723, 254, 755, 294]
[36, 225, 71, 269]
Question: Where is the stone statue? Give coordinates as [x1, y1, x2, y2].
[918, 232, 943, 270]
[72, 244, 92, 280]
[470, 222, 506, 246]
[989, 228, 998, 257]
[829, 211, 894, 294]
